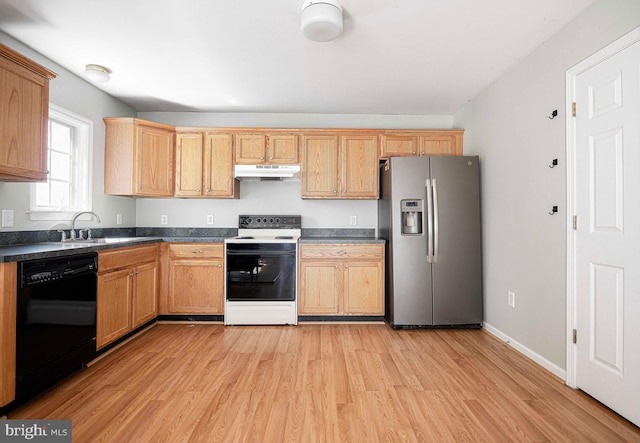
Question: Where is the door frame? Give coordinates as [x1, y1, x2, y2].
[565, 26, 640, 388]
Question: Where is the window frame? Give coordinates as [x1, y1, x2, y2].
[29, 104, 93, 221]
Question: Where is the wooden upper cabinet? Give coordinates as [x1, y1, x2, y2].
[341, 134, 378, 199]
[175, 132, 204, 197]
[301, 133, 340, 197]
[204, 132, 238, 198]
[380, 130, 464, 158]
[235, 132, 298, 164]
[104, 118, 175, 197]
[301, 132, 378, 199]
[174, 131, 238, 198]
[0, 44, 57, 182]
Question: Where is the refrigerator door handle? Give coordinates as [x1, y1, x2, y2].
[432, 178, 439, 263]
[426, 178, 434, 263]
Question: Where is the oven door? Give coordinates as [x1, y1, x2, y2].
[225, 242, 297, 301]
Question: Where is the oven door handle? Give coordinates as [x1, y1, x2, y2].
[226, 250, 296, 256]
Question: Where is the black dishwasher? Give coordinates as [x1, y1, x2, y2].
[16, 252, 98, 402]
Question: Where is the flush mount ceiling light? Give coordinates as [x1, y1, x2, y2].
[84, 64, 111, 83]
[300, 0, 343, 42]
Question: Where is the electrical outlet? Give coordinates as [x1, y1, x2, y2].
[1, 209, 14, 228]
[350, 215, 357, 226]
[116, 213, 123, 225]
[206, 214, 214, 225]
[161, 214, 168, 225]
[508, 291, 515, 308]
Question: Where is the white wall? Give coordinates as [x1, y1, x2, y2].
[0, 32, 138, 232]
[454, 0, 640, 370]
[136, 112, 456, 229]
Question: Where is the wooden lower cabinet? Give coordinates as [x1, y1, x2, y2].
[97, 244, 158, 349]
[298, 244, 384, 316]
[161, 243, 224, 314]
[0, 261, 17, 407]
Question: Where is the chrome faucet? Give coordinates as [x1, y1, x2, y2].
[69, 211, 101, 240]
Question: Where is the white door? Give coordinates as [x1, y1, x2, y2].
[570, 31, 640, 426]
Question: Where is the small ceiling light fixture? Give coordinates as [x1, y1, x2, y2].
[300, 0, 343, 42]
[84, 64, 111, 83]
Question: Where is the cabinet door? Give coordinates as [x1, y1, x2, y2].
[168, 259, 224, 313]
[301, 134, 339, 198]
[341, 135, 378, 199]
[97, 269, 132, 349]
[132, 261, 158, 328]
[0, 262, 17, 407]
[380, 134, 419, 158]
[235, 134, 266, 164]
[204, 133, 237, 198]
[268, 134, 299, 164]
[0, 46, 53, 182]
[343, 261, 384, 315]
[420, 132, 463, 156]
[135, 125, 174, 196]
[299, 261, 341, 314]
[175, 133, 203, 196]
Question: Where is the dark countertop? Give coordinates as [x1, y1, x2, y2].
[0, 237, 165, 263]
[0, 233, 383, 263]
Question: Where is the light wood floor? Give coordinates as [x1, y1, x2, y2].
[8, 323, 640, 442]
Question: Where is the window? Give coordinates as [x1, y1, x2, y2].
[30, 105, 93, 220]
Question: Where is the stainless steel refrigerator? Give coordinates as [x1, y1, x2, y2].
[378, 156, 482, 328]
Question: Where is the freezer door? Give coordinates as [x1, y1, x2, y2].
[387, 156, 434, 326]
[429, 156, 482, 325]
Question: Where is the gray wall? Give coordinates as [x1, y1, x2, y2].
[453, 0, 640, 370]
[0, 32, 138, 232]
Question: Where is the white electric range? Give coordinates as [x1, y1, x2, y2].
[224, 215, 301, 325]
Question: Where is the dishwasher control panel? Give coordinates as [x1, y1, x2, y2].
[20, 253, 97, 287]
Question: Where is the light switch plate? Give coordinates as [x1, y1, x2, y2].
[1, 209, 14, 228]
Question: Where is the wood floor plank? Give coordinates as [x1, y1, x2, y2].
[7, 324, 640, 442]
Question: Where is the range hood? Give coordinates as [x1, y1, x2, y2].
[234, 164, 301, 180]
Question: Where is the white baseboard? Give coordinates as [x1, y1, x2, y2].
[483, 322, 567, 381]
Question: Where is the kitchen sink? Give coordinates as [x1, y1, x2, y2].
[45, 237, 144, 245]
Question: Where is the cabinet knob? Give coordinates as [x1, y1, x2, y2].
[129, 272, 135, 277]
[218, 264, 222, 268]
[335, 265, 339, 269]
[206, 188, 210, 192]
[196, 189, 200, 192]
[336, 251, 346, 255]
[333, 189, 337, 194]
[44, 170, 50, 175]
[412, 151, 416, 155]
[192, 250, 203, 254]
[345, 265, 349, 269]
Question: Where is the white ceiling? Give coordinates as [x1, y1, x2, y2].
[0, 0, 595, 115]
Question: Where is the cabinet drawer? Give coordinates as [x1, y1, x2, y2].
[169, 243, 223, 259]
[98, 244, 158, 272]
[300, 244, 383, 260]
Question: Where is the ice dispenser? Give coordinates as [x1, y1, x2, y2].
[401, 199, 423, 235]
